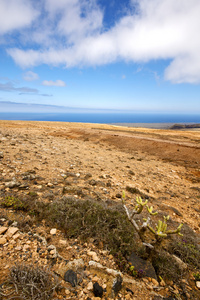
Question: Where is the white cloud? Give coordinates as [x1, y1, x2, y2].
[45, 0, 103, 42]
[5, 0, 200, 83]
[23, 71, 39, 81]
[0, 0, 39, 35]
[42, 80, 66, 87]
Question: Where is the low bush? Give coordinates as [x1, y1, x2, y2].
[0, 263, 60, 300]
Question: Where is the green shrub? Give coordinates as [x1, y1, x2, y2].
[1, 196, 25, 210]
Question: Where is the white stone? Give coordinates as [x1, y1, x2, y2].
[67, 258, 84, 271]
[87, 251, 100, 262]
[87, 282, 93, 291]
[59, 239, 67, 246]
[196, 281, 200, 289]
[50, 228, 57, 235]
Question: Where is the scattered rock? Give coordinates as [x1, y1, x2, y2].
[196, 281, 200, 289]
[0, 151, 4, 158]
[64, 269, 78, 287]
[129, 252, 157, 280]
[67, 258, 84, 271]
[93, 282, 103, 298]
[87, 281, 93, 291]
[172, 255, 188, 271]
[84, 173, 92, 180]
[112, 275, 123, 297]
[87, 251, 100, 262]
[5, 181, 20, 188]
[0, 226, 8, 235]
[59, 239, 67, 246]
[0, 237, 7, 244]
[47, 244, 57, 258]
[5, 227, 19, 239]
[50, 228, 57, 235]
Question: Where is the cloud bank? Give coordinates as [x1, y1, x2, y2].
[2, 0, 200, 83]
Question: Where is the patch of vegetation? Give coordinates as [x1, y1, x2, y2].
[34, 196, 140, 257]
[0, 196, 26, 210]
[169, 238, 200, 270]
[152, 250, 185, 281]
[28, 191, 39, 198]
[3, 263, 60, 300]
[193, 272, 200, 281]
[1, 193, 200, 285]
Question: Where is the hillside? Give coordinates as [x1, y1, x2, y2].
[0, 120, 200, 299]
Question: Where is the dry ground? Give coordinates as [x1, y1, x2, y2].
[1, 120, 199, 232]
[0, 120, 200, 299]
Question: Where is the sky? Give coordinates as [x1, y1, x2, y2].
[0, 0, 200, 114]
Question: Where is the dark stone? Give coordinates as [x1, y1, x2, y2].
[116, 193, 121, 198]
[93, 282, 103, 298]
[129, 252, 157, 280]
[129, 170, 135, 175]
[64, 269, 77, 287]
[126, 186, 141, 194]
[84, 173, 92, 180]
[112, 275, 123, 296]
[66, 172, 77, 178]
[18, 184, 29, 190]
[126, 287, 134, 295]
[88, 179, 97, 186]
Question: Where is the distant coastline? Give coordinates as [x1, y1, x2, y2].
[112, 123, 200, 129]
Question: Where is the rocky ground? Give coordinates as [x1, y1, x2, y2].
[0, 120, 200, 299]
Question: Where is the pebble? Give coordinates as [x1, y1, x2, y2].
[151, 278, 159, 286]
[59, 239, 67, 246]
[64, 269, 77, 287]
[196, 281, 200, 289]
[93, 282, 104, 298]
[50, 228, 57, 235]
[87, 282, 93, 291]
[0, 237, 7, 245]
[0, 227, 8, 235]
[87, 251, 100, 262]
[5, 227, 19, 238]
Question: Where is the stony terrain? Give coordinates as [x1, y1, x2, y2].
[0, 120, 200, 299]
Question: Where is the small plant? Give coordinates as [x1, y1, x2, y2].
[8, 263, 60, 300]
[193, 272, 200, 281]
[129, 265, 138, 277]
[170, 239, 200, 269]
[122, 192, 183, 256]
[1, 196, 25, 210]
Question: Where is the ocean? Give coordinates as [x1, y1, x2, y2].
[0, 112, 199, 125]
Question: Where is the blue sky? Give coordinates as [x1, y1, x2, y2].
[0, 0, 200, 113]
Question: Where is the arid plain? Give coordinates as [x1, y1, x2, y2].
[0, 120, 200, 299]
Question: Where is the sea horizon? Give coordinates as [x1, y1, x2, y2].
[0, 112, 199, 128]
